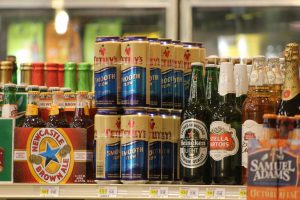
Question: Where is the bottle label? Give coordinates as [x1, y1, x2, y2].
[242, 120, 263, 168]
[1, 104, 17, 118]
[150, 67, 161, 107]
[49, 105, 59, 116]
[25, 104, 38, 116]
[210, 121, 239, 161]
[180, 119, 208, 169]
[282, 61, 300, 100]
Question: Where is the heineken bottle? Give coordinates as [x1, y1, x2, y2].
[2, 83, 17, 118]
[180, 62, 212, 184]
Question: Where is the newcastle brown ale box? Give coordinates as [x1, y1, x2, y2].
[14, 127, 94, 184]
[247, 139, 300, 200]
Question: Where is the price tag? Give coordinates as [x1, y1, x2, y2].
[40, 186, 59, 197]
[98, 186, 117, 198]
[179, 187, 198, 199]
[214, 188, 225, 199]
[205, 188, 215, 199]
[149, 187, 168, 198]
[239, 188, 247, 199]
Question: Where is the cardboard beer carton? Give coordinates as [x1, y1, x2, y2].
[14, 126, 94, 184]
[0, 118, 15, 183]
[247, 139, 300, 200]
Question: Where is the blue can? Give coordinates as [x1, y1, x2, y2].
[149, 38, 161, 108]
[160, 39, 174, 108]
[173, 41, 184, 109]
[147, 108, 162, 183]
[94, 108, 121, 183]
[121, 36, 149, 107]
[94, 36, 121, 107]
[121, 108, 149, 183]
[160, 109, 174, 183]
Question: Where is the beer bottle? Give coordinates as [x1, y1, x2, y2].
[278, 43, 300, 116]
[180, 62, 212, 184]
[231, 57, 240, 65]
[266, 57, 281, 112]
[262, 114, 278, 139]
[2, 83, 17, 118]
[39, 86, 48, 93]
[6, 55, 18, 84]
[277, 115, 294, 139]
[64, 62, 77, 92]
[23, 91, 46, 127]
[205, 56, 220, 113]
[242, 58, 253, 82]
[64, 92, 76, 123]
[279, 57, 286, 80]
[46, 91, 69, 128]
[234, 64, 248, 109]
[0, 85, 3, 116]
[20, 63, 32, 85]
[78, 63, 91, 92]
[210, 62, 242, 185]
[0, 61, 13, 84]
[70, 91, 91, 128]
[27, 85, 39, 92]
[88, 92, 97, 123]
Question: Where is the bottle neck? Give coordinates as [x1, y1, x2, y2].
[205, 67, 219, 102]
[282, 58, 300, 100]
[220, 93, 236, 105]
[74, 93, 89, 117]
[3, 90, 16, 104]
[26, 94, 39, 116]
[188, 65, 207, 105]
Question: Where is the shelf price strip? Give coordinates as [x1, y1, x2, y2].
[40, 186, 59, 197]
[179, 187, 199, 199]
[149, 187, 168, 198]
[98, 186, 118, 198]
[205, 188, 226, 199]
[239, 188, 246, 199]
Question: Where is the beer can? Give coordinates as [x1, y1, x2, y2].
[160, 109, 174, 183]
[171, 109, 181, 182]
[147, 108, 162, 183]
[149, 38, 161, 108]
[94, 108, 121, 183]
[160, 39, 174, 108]
[121, 108, 149, 183]
[121, 36, 149, 107]
[183, 42, 200, 106]
[0, 147, 4, 172]
[94, 36, 121, 107]
[173, 41, 184, 109]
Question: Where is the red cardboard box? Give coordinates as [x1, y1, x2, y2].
[14, 127, 94, 184]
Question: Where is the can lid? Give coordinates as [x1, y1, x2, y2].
[96, 36, 120, 42]
[45, 63, 58, 70]
[123, 107, 146, 115]
[0, 61, 13, 69]
[123, 36, 147, 41]
[32, 62, 44, 70]
[64, 62, 77, 70]
[97, 107, 120, 115]
[147, 108, 159, 114]
[159, 38, 172, 44]
[196, 42, 204, 48]
[182, 42, 197, 47]
[148, 38, 158, 42]
[78, 62, 91, 70]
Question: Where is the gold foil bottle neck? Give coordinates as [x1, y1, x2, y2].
[284, 42, 299, 62]
[0, 61, 13, 68]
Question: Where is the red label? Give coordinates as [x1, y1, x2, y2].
[210, 132, 236, 151]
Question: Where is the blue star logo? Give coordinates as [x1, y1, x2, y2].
[39, 142, 60, 167]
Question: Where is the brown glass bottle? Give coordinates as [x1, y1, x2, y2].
[88, 92, 97, 123]
[46, 91, 69, 128]
[262, 114, 278, 139]
[210, 62, 242, 185]
[23, 91, 46, 127]
[70, 91, 91, 128]
[278, 43, 300, 116]
[277, 115, 294, 139]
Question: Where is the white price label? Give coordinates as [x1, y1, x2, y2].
[40, 186, 59, 197]
[214, 188, 225, 199]
[179, 187, 198, 199]
[149, 187, 168, 198]
[98, 186, 117, 198]
[239, 188, 247, 199]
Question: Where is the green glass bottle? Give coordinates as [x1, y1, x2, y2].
[64, 62, 77, 92]
[6, 55, 18, 84]
[180, 62, 212, 184]
[210, 62, 242, 185]
[78, 63, 91, 92]
[2, 83, 17, 118]
[16, 84, 27, 114]
[205, 56, 220, 113]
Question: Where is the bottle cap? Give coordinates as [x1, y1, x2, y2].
[64, 62, 77, 70]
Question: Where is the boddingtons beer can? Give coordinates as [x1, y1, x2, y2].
[148, 38, 161, 108]
[94, 36, 121, 107]
[121, 36, 149, 107]
[173, 41, 184, 109]
[183, 42, 200, 106]
[160, 109, 174, 183]
[172, 109, 181, 182]
[94, 108, 121, 183]
[147, 108, 162, 183]
[160, 39, 175, 109]
[121, 108, 149, 183]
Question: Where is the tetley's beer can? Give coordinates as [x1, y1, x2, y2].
[94, 36, 121, 107]
[183, 42, 200, 106]
[173, 41, 184, 109]
[149, 38, 161, 108]
[94, 108, 121, 183]
[121, 108, 149, 183]
[160, 39, 174, 108]
[147, 108, 162, 183]
[121, 36, 149, 107]
[160, 109, 174, 183]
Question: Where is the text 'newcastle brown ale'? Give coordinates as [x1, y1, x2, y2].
[180, 62, 212, 184]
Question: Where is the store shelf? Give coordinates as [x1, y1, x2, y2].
[0, 184, 246, 199]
